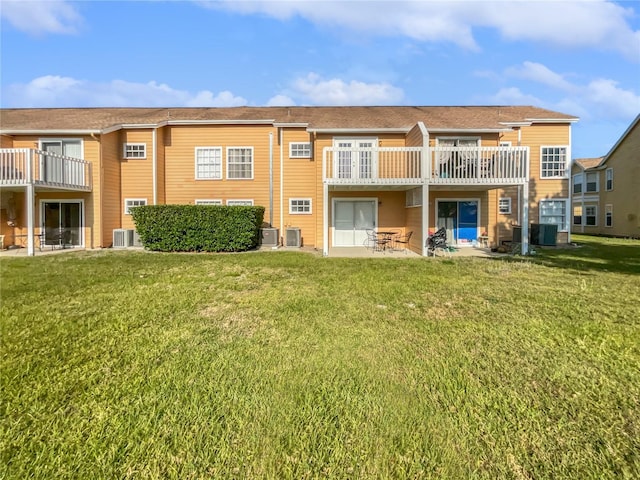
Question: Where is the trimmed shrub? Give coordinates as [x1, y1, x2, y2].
[130, 204, 264, 252]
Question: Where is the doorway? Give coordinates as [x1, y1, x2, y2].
[41, 200, 83, 247]
[436, 199, 479, 246]
[332, 199, 377, 246]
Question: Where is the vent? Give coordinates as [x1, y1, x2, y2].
[259, 228, 279, 247]
[285, 227, 301, 247]
[113, 229, 133, 248]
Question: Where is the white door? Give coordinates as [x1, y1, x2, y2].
[334, 200, 376, 246]
[334, 139, 376, 179]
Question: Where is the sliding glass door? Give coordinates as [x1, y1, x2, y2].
[41, 200, 83, 247]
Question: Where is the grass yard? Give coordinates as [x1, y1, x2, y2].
[1, 235, 639, 479]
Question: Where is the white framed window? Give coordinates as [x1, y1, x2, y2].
[606, 168, 613, 191]
[227, 199, 254, 206]
[195, 199, 222, 205]
[585, 172, 598, 193]
[227, 147, 253, 179]
[540, 146, 568, 178]
[573, 205, 583, 226]
[289, 198, 312, 214]
[539, 199, 568, 232]
[605, 204, 613, 227]
[123, 143, 146, 159]
[499, 197, 512, 215]
[124, 198, 147, 214]
[585, 205, 597, 226]
[290, 142, 312, 158]
[195, 147, 222, 180]
[572, 174, 583, 194]
[405, 187, 422, 207]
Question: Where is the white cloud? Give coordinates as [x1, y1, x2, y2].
[285, 73, 404, 105]
[266, 94, 296, 106]
[484, 62, 640, 121]
[201, 0, 640, 61]
[0, 0, 82, 35]
[3, 76, 248, 108]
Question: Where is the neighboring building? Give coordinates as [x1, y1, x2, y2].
[0, 106, 578, 256]
[571, 115, 639, 238]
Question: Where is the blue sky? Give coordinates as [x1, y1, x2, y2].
[1, 0, 639, 157]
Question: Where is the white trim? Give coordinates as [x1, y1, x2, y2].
[194, 146, 223, 180]
[498, 197, 512, 215]
[435, 136, 482, 146]
[226, 146, 254, 180]
[289, 142, 312, 158]
[429, 128, 509, 133]
[434, 198, 481, 247]
[123, 143, 147, 159]
[226, 199, 254, 206]
[289, 198, 312, 214]
[195, 199, 222, 205]
[274, 122, 308, 128]
[572, 195, 599, 203]
[572, 173, 583, 195]
[585, 205, 598, 227]
[2, 129, 100, 135]
[124, 198, 147, 214]
[38, 137, 85, 159]
[605, 168, 613, 191]
[605, 204, 613, 228]
[167, 119, 274, 126]
[539, 198, 569, 232]
[152, 129, 157, 205]
[309, 128, 410, 134]
[39, 198, 85, 248]
[524, 117, 579, 123]
[331, 197, 378, 247]
[540, 145, 569, 179]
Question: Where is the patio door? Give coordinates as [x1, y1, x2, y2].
[333, 199, 376, 246]
[335, 139, 376, 179]
[41, 200, 83, 247]
[437, 200, 478, 246]
[41, 140, 82, 183]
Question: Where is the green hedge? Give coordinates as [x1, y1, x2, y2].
[130, 205, 265, 252]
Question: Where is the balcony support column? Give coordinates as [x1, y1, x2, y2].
[322, 183, 329, 256]
[521, 181, 529, 255]
[26, 184, 35, 256]
[421, 183, 430, 256]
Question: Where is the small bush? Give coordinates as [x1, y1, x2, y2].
[130, 205, 264, 252]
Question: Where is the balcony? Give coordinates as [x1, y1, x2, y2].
[0, 148, 92, 191]
[323, 145, 529, 186]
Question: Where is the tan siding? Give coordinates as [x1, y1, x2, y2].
[1, 135, 13, 148]
[156, 127, 166, 205]
[100, 131, 122, 247]
[121, 129, 154, 229]
[405, 124, 424, 147]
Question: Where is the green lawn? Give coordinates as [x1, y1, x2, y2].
[1, 235, 639, 479]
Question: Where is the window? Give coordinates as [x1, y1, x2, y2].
[499, 197, 512, 215]
[573, 205, 583, 226]
[124, 198, 147, 214]
[585, 172, 598, 193]
[541, 146, 568, 178]
[289, 198, 312, 214]
[539, 199, 568, 231]
[195, 199, 222, 205]
[290, 142, 312, 158]
[195, 147, 222, 180]
[227, 199, 254, 206]
[585, 205, 597, 226]
[227, 147, 253, 179]
[405, 187, 422, 207]
[572, 174, 583, 194]
[605, 204, 613, 227]
[606, 168, 613, 191]
[123, 143, 146, 159]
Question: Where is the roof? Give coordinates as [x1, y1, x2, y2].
[574, 157, 604, 170]
[0, 105, 578, 133]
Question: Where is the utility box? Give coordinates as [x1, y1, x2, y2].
[285, 227, 301, 247]
[113, 229, 133, 248]
[512, 226, 522, 243]
[259, 228, 279, 247]
[530, 223, 557, 246]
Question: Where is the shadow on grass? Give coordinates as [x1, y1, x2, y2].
[493, 235, 640, 276]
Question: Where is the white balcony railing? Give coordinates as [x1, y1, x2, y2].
[323, 145, 529, 185]
[0, 148, 92, 190]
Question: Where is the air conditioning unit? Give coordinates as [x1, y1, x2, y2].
[259, 228, 279, 247]
[113, 229, 133, 248]
[285, 227, 301, 247]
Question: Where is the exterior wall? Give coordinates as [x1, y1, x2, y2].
[1, 135, 13, 148]
[405, 202, 423, 253]
[429, 190, 489, 241]
[100, 131, 122, 247]
[163, 124, 277, 220]
[120, 129, 154, 230]
[156, 127, 166, 205]
[405, 124, 424, 147]
[598, 121, 639, 237]
[281, 128, 314, 246]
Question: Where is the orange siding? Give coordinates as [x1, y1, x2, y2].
[1, 135, 13, 148]
[121, 129, 154, 229]
[405, 124, 424, 147]
[100, 131, 122, 247]
[156, 127, 166, 205]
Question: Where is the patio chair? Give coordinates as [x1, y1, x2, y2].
[426, 227, 451, 257]
[393, 231, 413, 254]
[364, 229, 390, 253]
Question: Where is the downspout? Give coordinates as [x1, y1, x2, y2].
[567, 125, 572, 243]
[269, 131, 274, 226]
[279, 128, 284, 246]
[152, 128, 157, 205]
